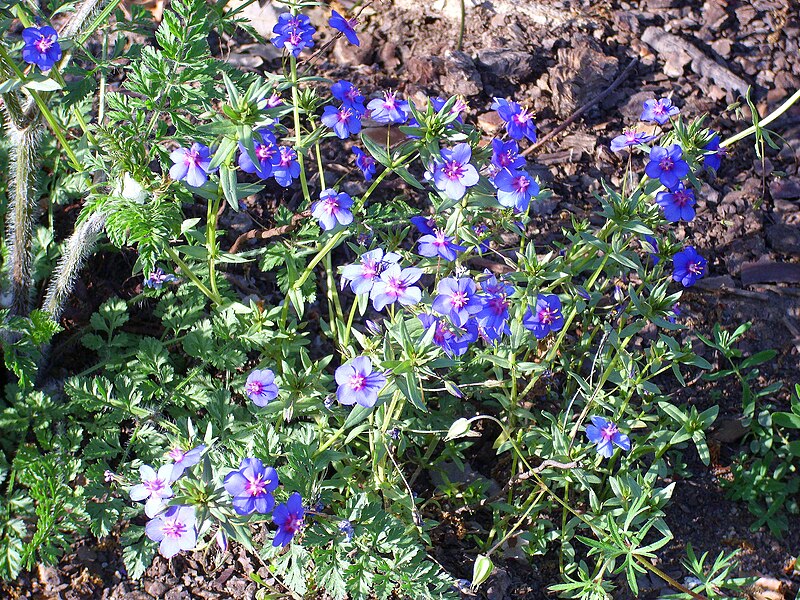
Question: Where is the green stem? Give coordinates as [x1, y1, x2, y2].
[721, 88, 800, 148]
[289, 54, 311, 204]
[341, 298, 360, 348]
[165, 246, 221, 305]
[207, 195, 222, 302]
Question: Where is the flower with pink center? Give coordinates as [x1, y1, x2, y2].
[341, 248, 401, 295]
[369, 264, 423, 311]
[656, 182, 696, 222]
[645, 144, 689, 189]
[145, 505, 197, 558]
[245, 369, 279, 407]
[272, 492, 305, 547]
[495, 168, 538, 212]
[640, 97, 680, 125]
[335, 356, 387, 407]
[432, 277, 484, 326]
[321, 105, 361, 139]
[311, 189, 354, 231]
[431, 143, 480, 200]
[21, 26, 62, 71]
[273, 146, 300, 187]
[523, 294, 564, 339]
[130, 464, 174, 517]
[417, 229, 467, 262]
[491, 98, 537, 142]
[238, 130, 279, 179]
[329, 9, 360, 46]
[223, 458, 279, 515]
[672, 246, 706, 287]
[586, 416, 631, 458]
[166, 444, 205, 482]
[367, 90, 409, 124]
[610, 129, 654, 152]
[169, 142, 217, 188]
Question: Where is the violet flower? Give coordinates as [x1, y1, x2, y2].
[431, 143, 480, 200]
[495, 168, 538, 212]
[246, 368, 279, 407]
[610, 129, 654, 152]
[340, 248, 401, 295]
[331, 80, 366, 114]
[369, 264, 423, 311]
[312, 189, 354, 231]
[645, 144, 689, 190]
[170, 143, 217, 188]
[367, 90, 409, 124]
[432, 277, 483, 326]
[322, 105, 362, 139]
[418, 314, 476, 358]
[223, 458, 279, 515]
[491, 98, 537, 142]
[656, 183, 695, 222]
[130, 464, 174, 518]
[586, 416, 631, 458]
[238, 130, 279, 179]
[335, 356, 387, 407]
[144, 268, 177, 290]
[490, 138, 525, 174]
[21, 26, 61, 71]
[329, 9, 360, 46]
[271, 13, 315, 56]
[167, 445, 205, 481]
[145, 505, 197, 559]
[410, 215, 437, 235]
[273, 146, 301, 187]
[352, 147, 376, 181]
[703, 133, 726, 171]
[417, 229, 467, 262]
[523, 294, 564, 339]
[272, 492, 305, 547]
[672, 246, 706, 287]
[640, 97, 679, 125]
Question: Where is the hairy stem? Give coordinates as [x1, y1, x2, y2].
[42, 212, 107, 321]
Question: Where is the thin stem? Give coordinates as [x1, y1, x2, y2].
[721, 88, 800, 148]
[289, 54, 311, 204]
[206, 195, 222, 301]
[165, 246, 221, 305]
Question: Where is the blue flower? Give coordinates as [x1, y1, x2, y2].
[273, 146, 301, 187]
[272, 492, 304, 547]
[321, 105, 362, 139]
[271, 13, 315, 56]
[432, 277, 484, 326]
[418, 314, 476, 357]
[312, 189, 354, 231]
[340, 248, 401, 295]
[431, 143, 480, 200]
[417, 229, 467, 262]
[643, 235, 660, 264]
[352, 147, 376, 181]
[491, 98, 537, 142]
[640, 97, 679, 125]
[144, 268, 177, 289]
[494, 168, 538, 212]
[223, 458, 279, 515]
[645, 144, 689, 190]
[335, 356, 387, 407]
[656, 183, 695, 222]
[169, 143, 217, 188]
[703, 133, 726, 171]
[329, 9, 360, 46]
[585, 416, 631, 458]
[610, 129, 654, 152]
[523, 294, 564, 339]
[166, 445, 205, 481]
[672, 246, 706, 287]
[489, 138, 525, 175]
[238, 130, 279, 179]
[145, 505, 197, 559]
[338, 519, 355, 542]
[410, 215, 437, 235]
[130, 464, 174, 518]
[21, 26, 61, 71]
[370, 265, 423, 311]
[246, 369, 279, 407]
[331, 80, 366, 114]
[367, 90, 409, 124]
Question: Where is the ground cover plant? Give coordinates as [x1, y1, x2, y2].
[0, 0, 799, 598]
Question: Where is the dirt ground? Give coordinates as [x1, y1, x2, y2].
[5, 0, 800, 598]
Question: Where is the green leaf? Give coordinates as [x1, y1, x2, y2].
[472, 554, 493, 588]
[220, 164, 239, 211]
[208, 136, 237, 172]
[773, 412, 800, 429]
[360, 131, 391, 167]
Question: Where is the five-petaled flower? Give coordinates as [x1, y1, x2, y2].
[335, 356, 387, 407]
[321, 104, 362, 139]
[645, 144, 689, 190]
[418, 314, 477, 358]
[331, 80, 366, 114]
[656, 183, 695, 222]
[367, 90, 409, 124]
[494, 168, 538, 212]
[341, 248, 401, 295]
[370, 264, 423, 311]
[238, 130, 279, 179]
[489, 138, 525, 175]
[491, 98, 537, 142]
[21, 26, 62, 71]
[431, 143, 480, 200]
[610, 129, 653, 152]
[145, 505, 197, 559]
[640, 97, 679, 125]
[329, 9, 360, 46]
[271, 13, 316, 57]
[586, 416, 631, 458]
[273, 146, 301, 187]
[312, 189, 354, 231]
[432, 277, 484, 326]
[523, 294, 564, 339]
[417, 229, 467, 262]
[170, 143, 217, 188]
[130, 464, 174, 518]
[246, 369, 279, 407]
[672, 246, 707, 287]
[223, 458, 279, 515]
[167, 445, 205, 481]
[272, 492, 305, 547]
[352, 147, 376, 181]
